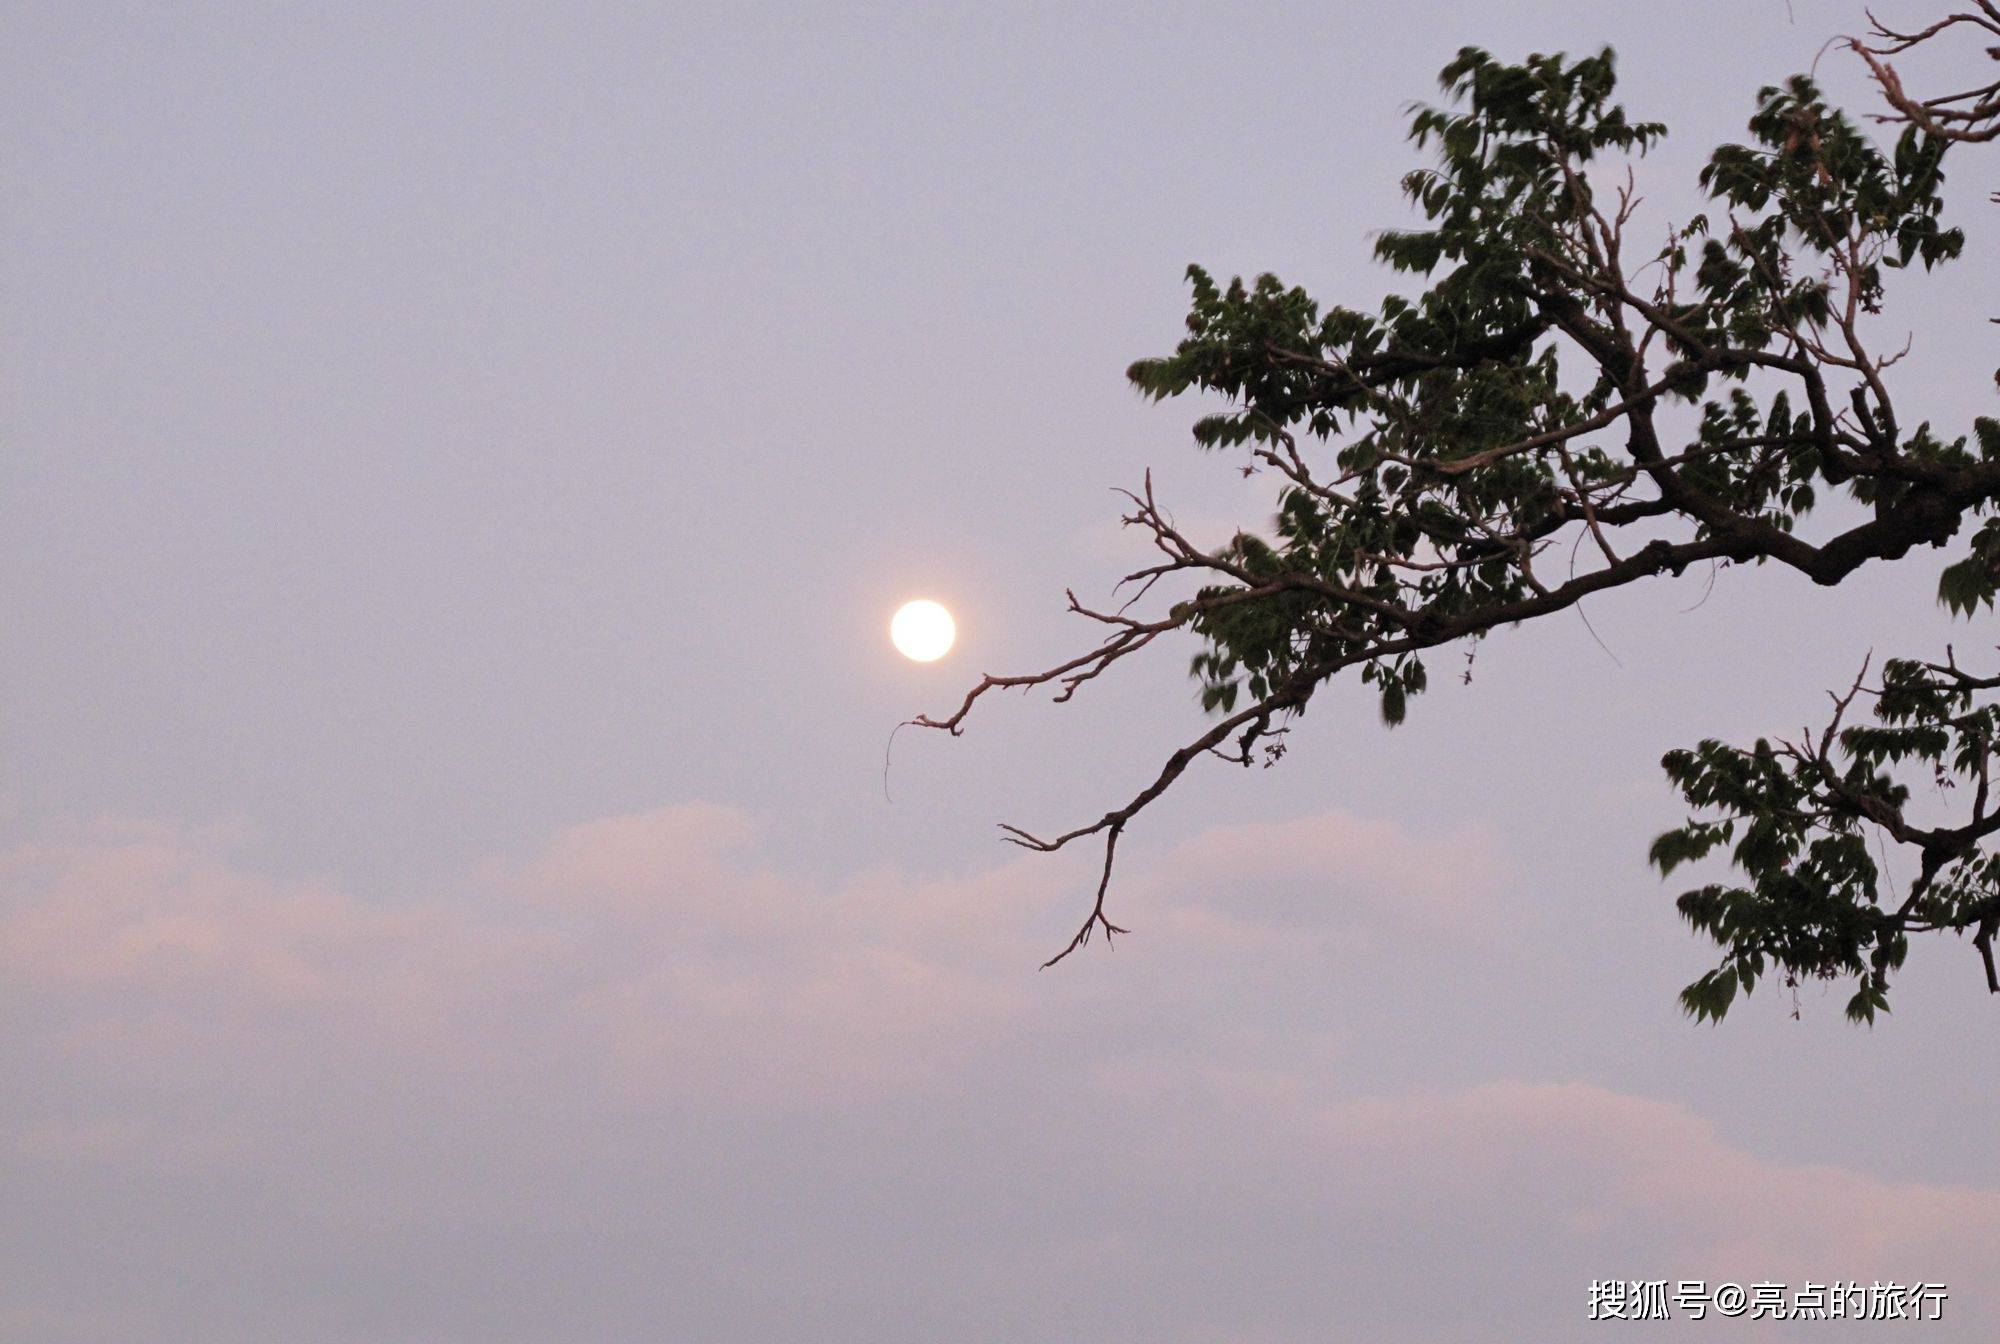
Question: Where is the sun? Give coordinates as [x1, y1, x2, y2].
[890, 599, 955, 662]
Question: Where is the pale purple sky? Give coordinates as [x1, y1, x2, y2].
[4, 1, 1998, 1340]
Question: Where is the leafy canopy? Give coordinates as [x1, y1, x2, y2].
[916, 41, 2000, 1013]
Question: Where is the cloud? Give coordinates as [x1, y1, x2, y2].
[0, 806, 1994, 1341]
[1148, 809, 1508, 941]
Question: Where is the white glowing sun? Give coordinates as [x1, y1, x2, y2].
[890, 599, 956, 662]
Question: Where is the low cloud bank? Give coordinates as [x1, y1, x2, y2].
[1, 807, 1991, 1341]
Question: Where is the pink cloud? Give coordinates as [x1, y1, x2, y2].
[2, 806, 1994, 1340]
[1143, 809, 1509, 943]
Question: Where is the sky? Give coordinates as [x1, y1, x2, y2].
[3, 1, 1998, 1340]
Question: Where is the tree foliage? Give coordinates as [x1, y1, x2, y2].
[915, 22, 2000, 1016]
[1658, 651, 2000, 1022]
